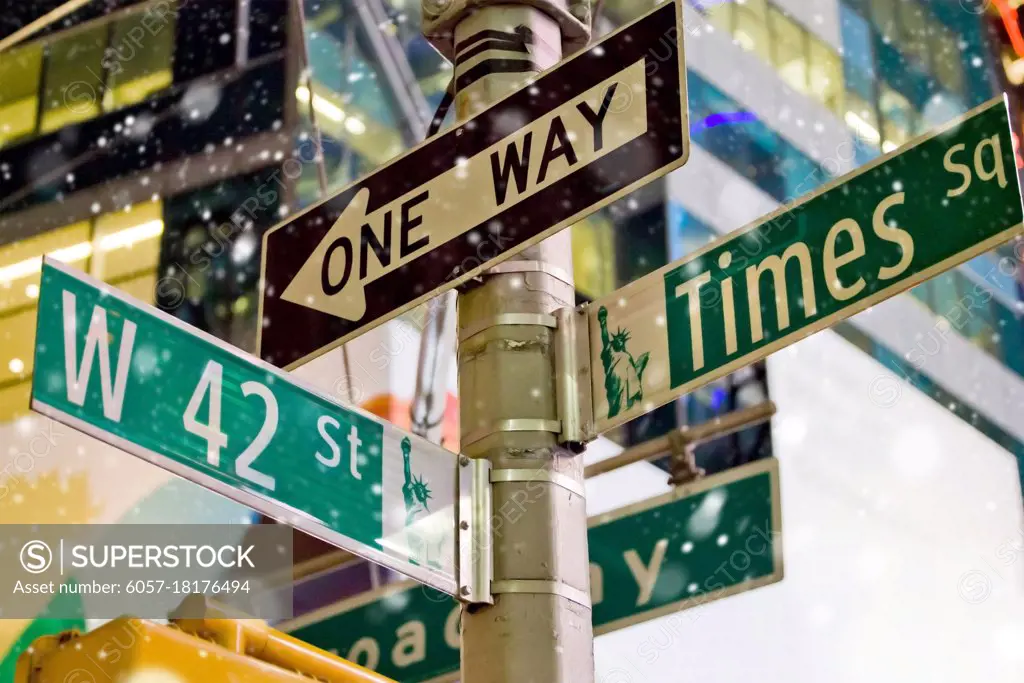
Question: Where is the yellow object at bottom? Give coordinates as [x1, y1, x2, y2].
[16, 616, 396, 683]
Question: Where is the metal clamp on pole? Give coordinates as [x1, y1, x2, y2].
[458, 455, 493, 604]
[490, 579, 591, 609]
[486, 260, 575, 289]
[666, 430, 705, 487]
[458, 312, 557, 344]
[486, 467, 589, 607]
[462, 418, 562, 449]
[554, 306, 593, 450]
[490, 467, 586, 499]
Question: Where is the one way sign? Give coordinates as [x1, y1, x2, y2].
[258, 0, 688, 369]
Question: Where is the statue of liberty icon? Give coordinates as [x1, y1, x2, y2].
[598, 306, 650, 418]
[401, 437, 443, 570]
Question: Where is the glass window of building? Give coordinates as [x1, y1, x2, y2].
[844, 91, 881, 148]
[869, 0, 899, 39]
[302, 0, 411, 183]
[0, 42, 44, 148]
[878, 84, 915, 152]
[930, 23, 964, 96]
[115, 271, 158, 305]
[770, 7, 809, 95]
[895, 0, 930, 68]
[0, 203, 166, 421]
[0, 222, 92, 313]
[700, 1, 845, 116]
[159, 171, 278, 350]
[2, 0, 180, 150]
[734, 0, 771, 62]
[928, 271, 960, 322]
[808, 36, 843, 115]
[0, 222, 90, 406]
[779, 143, 827, 196]
[864, 0, 967, 105]
[688, 71, 829, 202]
[841, 4, 876, 77]
[840, 4, 877, 104]
[571, 215, 616, 298]
[705, 0, 733, 34]
[40, 24, 107, 133]
[378, 0, 451, 107]
[104, 10, 176, 110]
[668, 206, 718, 261]
[296, 79, 404, 173]
[90, 200, 164, 284]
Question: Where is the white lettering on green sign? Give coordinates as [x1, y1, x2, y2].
[670, 190, 914, 371]
[33, 263, 390, 557]
[659, 104, 1021, 393]
[60, 292, 372, 494]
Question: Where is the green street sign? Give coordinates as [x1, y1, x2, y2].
[30, 260, 462, 595]
[588, 97, 1024, 432]
[281, 458, 782, 683]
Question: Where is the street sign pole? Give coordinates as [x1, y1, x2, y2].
[420, 0, 596, 681]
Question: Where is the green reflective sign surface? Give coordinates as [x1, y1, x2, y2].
[590, 98, 1024, 432]
[283, 458, 782, 683]
[31, 261, 459, 594]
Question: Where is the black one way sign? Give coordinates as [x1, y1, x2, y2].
[258, 0, 688, 368]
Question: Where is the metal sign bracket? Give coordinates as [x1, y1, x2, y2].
[554, 305, 595, 448]
[457, 455, 493, 604]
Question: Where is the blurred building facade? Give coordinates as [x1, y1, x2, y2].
[0, 0, 298, 423]
[647, 0, 1024, 456]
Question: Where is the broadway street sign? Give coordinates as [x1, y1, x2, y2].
[30, 259, 462, 595]
[587, 96, 1024, 433]
[281, 458, 782, 682]
[258, 0, 688, 369]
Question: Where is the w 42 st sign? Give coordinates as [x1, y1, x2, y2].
[258, 0, 689, 369]
[31, 260, 462, 597]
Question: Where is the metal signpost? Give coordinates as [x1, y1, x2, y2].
[29, 259, 469, 597]
[257, 0, 688, 369]
[581, 98, 1024, 433]
[282, 458, 781, 683]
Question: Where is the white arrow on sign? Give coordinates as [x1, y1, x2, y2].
[281, 58, 648, 321]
